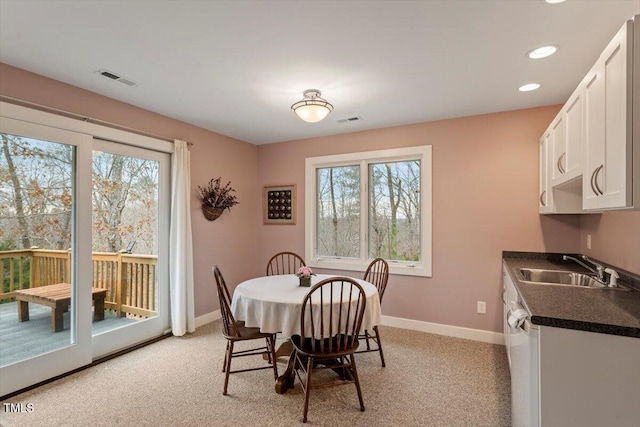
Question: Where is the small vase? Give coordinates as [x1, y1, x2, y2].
[299, 276, 311, 287]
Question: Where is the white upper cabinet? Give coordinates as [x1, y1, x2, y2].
[540, 15, 640, 214]
[550, 87, 583, 188]
[539, 133, 554, 213]
[583, 19, 638, 210]
[563, 89, 584, 181]
[550, 114, 566, 186]
[540, 86, 584, 214]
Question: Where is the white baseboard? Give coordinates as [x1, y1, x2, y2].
[381, 315, 504, 345]
[194, 310, 504, 345]
[195, 310, 220, 328]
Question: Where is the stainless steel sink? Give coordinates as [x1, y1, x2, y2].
[518, 268, 630, 290]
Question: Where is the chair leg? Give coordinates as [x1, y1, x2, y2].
[267, 335, 279, 379]
[269, 333, 277, 362]
[373, 325, 386, 367]
[222, 340, 229, 372]
[223, 341, 234, 395]
[302, 356, 314, 423]
[349, 354, 365, 412]
[364, 330, 371, 350]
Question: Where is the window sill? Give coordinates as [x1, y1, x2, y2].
[308, 259, 431, 278]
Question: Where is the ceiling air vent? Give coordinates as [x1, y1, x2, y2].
[95, 69, 137, 87]
[337, 116, 362, 123]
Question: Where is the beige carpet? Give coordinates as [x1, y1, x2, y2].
[0, 321, 511, 426]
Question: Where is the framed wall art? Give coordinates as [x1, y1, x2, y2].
[263, 184, 296, 225]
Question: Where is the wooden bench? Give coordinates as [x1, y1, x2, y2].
[14, 283, 108, 333]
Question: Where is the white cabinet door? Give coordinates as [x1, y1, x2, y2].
[539, 133, 553, 213]
[583, 62, 605, 209]
[563, 89, 583, 181]
[550, 115, 566, 186]
[583, 20, 633, 210]
[550, 86, 583, 189]
[539, 326, 640, 426]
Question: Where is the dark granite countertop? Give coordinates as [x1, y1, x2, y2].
[503, 252, 640, 338]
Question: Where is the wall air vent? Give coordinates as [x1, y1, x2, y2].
[95, 69, 137, 87]
[337, 116, 362, 123]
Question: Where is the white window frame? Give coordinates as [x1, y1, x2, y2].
[305, 145, 432, 277]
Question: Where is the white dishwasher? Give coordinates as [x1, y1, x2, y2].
[503, 263, 539, 427]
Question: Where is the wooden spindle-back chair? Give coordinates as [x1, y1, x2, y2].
[290, 277, 367, 423]
[213, 266, 278, 395]
[266, 251, 306, 276]
[356, 258, 389, 366]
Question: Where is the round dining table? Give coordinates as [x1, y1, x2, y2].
[230, 273, 382, 338]
[230, 273, 382, 393]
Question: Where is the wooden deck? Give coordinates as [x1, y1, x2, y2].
[0, 300, 136, 367]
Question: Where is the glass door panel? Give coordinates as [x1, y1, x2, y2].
[90, 140, 169, 359]
[0, 117, 92, 396]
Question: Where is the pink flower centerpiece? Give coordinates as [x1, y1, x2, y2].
[296, 266, 315, 287]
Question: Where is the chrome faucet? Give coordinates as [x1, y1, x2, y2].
[562, 255, 605, 281]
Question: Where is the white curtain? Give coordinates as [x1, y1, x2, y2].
[169, 139, 195, 336]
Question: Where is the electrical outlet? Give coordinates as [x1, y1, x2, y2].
[477, 301, 486, 314]
[587, 234, 592, 250]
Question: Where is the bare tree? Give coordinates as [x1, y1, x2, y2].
[1, 134, 30, 248]
[1, 133, 159, 255]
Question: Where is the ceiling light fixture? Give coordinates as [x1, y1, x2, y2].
[544, 0, 566, 4]
[527, 45, 558, 59]
[291, 89, 334, 123]
[519, 83, 541, 92]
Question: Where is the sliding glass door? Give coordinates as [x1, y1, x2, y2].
[90, 139, 170, 359]
[0, 110, 171, 396]
[0, 117, 93, 395]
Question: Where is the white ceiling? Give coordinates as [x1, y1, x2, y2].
[1, 0, 639, 145]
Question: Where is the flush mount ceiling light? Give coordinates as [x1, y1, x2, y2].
[291, 89, 334, 123]
[527, 45, 558, 59]
[519, 83, 541, 92]
[544, 0, 566, 3]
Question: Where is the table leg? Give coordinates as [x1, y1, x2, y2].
[275, 339, 293, 358]
[275, 351, 297, 394]
[263, 337, 294, 361]
[17, 301, 29, 322]
[94, 296, 105, 321]
[52, 303, 64, 332]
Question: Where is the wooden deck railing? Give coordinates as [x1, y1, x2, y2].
[1, 248, 157, 318]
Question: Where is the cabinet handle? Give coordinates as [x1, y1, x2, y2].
[540, 190, 546, 207]
[557, 152, 566, 174]
[594, 165, 604, 195]
[590, 167, 599, 196]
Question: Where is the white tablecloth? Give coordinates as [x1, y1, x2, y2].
[230, 274, 382, 338]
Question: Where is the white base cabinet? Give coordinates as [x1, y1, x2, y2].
[538, 326, 640, 427]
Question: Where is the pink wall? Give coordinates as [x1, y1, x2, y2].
[257, 107, 581, 333]
[0, 63, 260, 317]
[580, 212, 640, 274]
[3, 63, 635, 334]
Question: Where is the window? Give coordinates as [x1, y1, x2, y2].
[305, 146, 432, 277]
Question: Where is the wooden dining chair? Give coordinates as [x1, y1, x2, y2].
[213, 266, 278, 395]
[290, 277, 367, 423]
[266, 251, 306, 276]
[356, 257, 389, 367]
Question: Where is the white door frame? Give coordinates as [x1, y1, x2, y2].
[0, 102, 173, 396]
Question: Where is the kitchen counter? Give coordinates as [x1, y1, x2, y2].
[503, 252, 640, 338]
